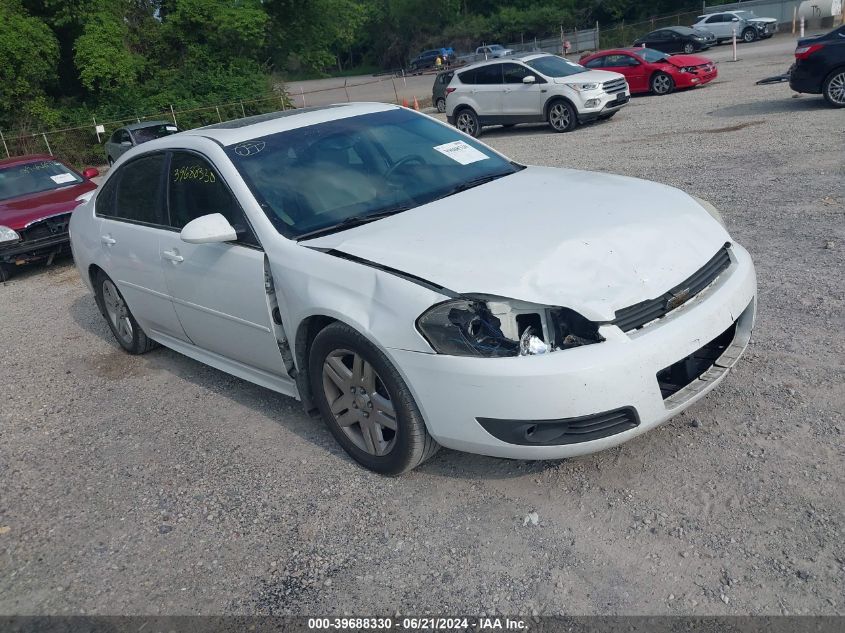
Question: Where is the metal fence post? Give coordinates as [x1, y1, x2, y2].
[391, 77, 400, 104]
[240, 101, 246, 118]
[170, 105, 177, 126]
[344, 79, 350, 102]
[93, 116, 100, 144]
[216, 106, 222, 122]
[596, 21, 600, 50]
[42, 133, 53, 155]
[0, 129, 9, 158]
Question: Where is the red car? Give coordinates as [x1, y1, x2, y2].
[0, 155, 98, 281]
[579, 47, 717, 95]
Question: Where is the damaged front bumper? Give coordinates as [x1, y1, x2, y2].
[0, 233, 71, 266]
[386, 242, 756, 460]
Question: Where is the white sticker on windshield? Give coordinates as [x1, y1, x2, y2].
[433, 140, 490, 165]
[50, 173, 76, 184]
[166, 125, 178, 131]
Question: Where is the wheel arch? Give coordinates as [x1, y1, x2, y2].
[543, 94, 577, 120]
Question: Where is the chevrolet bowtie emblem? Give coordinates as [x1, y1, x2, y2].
[666, 288, 691, 311]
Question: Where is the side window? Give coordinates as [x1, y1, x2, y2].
[110, 130, 122, 143]
[474, 64, 503, 85]
[584, 57, 605, 69]
[502, 63, 530, 83]
[605, 54, 638, 67]
[651, 30, 667, 40]
[120, 130, 132, 144]
[99, 153, 166, 224]
[167, 151, 259, 248]
[458, 68, 476, 84]
[706, 15, 721, 23]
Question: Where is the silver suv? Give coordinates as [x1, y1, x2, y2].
[445, 54, 630, 136]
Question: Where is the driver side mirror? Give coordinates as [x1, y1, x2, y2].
[180, 213, 237, 244]
[522, 75, 537, 84]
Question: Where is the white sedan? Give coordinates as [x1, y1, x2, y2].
[69, 103, 757, 474]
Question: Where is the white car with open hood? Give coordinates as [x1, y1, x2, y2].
[70, 103, 757, 474]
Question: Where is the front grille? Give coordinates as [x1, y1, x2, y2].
[19, 214, 71, 242]
[477, 407, 639, 446]
[603, 78, 627, 94]
[613, 243, 732, 333]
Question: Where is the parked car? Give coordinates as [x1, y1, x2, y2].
[445, 54, 629, 136]
[432, 69, 455, 113]
[0, 155, 98, 281]
[104, 121, 179, 165]
[476, 44, 514, 59]
[580, 48, 717, 95]
[69, 103, 756, 474]
[633, 26, 716, 54]
[790, 24, 845, 107]
[692, 11, 777, 44]
[409, 49, 454, 72]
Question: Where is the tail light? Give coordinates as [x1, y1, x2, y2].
[445, 87, 456, 95]
[795, 43, 824, 59]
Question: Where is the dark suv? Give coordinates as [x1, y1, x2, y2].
[432, 70, 454, 112]
[409, 49, 454, 72]
[790, 24, 845, 107]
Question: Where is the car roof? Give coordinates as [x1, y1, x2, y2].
[177, 102, 399, 146]
[460, 53, 548, 72]
[664, 26, 695, 33]
[0, 154, 62, 169]
[122, 120, 174, 131]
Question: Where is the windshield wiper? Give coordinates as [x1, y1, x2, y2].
[432, 171, 514, 202]
[295, 204, 413, 241]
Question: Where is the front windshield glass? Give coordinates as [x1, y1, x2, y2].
[0, 160, 83, 201]
[133, 123, 178, 144]
[525, 55, 586, 77]
[226, 108, 519, 239]
[637, 48, 670, 63]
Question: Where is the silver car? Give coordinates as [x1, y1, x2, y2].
[104, 121, 179, 166]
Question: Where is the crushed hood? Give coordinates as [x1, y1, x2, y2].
[664, 54, 712, 67]
[0, 181, 95, 231]
[302, 167, 730, 321]
[748, 17, 776, 24]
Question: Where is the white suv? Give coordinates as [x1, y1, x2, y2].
[445, 54, 630, 136]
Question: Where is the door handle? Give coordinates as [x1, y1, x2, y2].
[162, 249, 184, 263]
[101, 235, 116, 246]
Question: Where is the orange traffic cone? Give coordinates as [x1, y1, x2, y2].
[402, 98, 409, 107]
[413, 96, 419, 110]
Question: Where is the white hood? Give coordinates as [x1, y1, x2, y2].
[303, 167, 730, 321]
[552, 69, 622, 85]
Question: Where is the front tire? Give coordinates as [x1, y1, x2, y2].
[822, 69, 845, 108]
[309, 322, 439, 474]
[742, 28, 757, 43]
[435, 97, 446, 113]
[454, 108, 481, 137]
[651, 72, 675, 95]
[94, 271, 158, 354]
[547, 99, 577, 133]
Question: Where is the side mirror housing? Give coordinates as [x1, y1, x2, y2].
[522, 75, 537, 84]
[180, 213, 237, 244]
[82, 167, 99, 179]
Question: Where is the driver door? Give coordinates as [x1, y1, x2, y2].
[158, 150, 287, 377]
[501, 63, 545, 116]
[603, 54, 647, 93]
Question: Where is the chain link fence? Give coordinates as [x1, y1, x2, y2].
[596, 10, 704, 50]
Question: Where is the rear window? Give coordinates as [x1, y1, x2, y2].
[0, 160, 83, 201]
[132, 124, 179, 144]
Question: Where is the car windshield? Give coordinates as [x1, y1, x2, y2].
[132, 124, 178, 144]
[525, 55, 586, 77]
[226, 108, 519, 240]
[637, 48, 670, 63]
[0, 160, 83, 201]
[489, 45, 504, 51]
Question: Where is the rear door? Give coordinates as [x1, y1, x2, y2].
[157, 150, 286, 376]
[648, 30, 671, 52]
[501, 62, 544, 116]
[96, 152, 188, 341]
[468, 64, 504, 116]
[704, 14, 729, 39]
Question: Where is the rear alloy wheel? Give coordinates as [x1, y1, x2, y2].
[651, 72, 675, 95]
[455, 108, 481, 137]
[822, 69, 845, 108]
[95, 271, 158, 354]
[683, 42, 696, 54]
[436, 97, 446, 113]
[548, 100, 577, 133]
[309, 322, 439, 474]
[742, 28, 757, 43]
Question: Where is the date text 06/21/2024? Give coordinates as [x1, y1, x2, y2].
[307, 617, 528, 630]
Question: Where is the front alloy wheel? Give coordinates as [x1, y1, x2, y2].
[651, 72, 675, 95]
[309, 322, 439, 474]
[548, 100, 576, 132]
[455, 109, 480, 137]
[742, 28, 757, 43]
[823, 70, 845, 108]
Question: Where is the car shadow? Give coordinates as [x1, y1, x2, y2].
[479, 116, 618, 139]
[67, 293, 569, 479]
[707, 96, 831, 117]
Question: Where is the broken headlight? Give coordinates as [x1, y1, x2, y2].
[416, 297, 604, 358]
[0, 226, 21, 244]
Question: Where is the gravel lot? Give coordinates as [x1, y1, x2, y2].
[1, 34, 843, 617]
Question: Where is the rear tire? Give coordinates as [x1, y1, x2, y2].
[547, 99, 577, 133]
[94, 270, 158, 354]
[454, 107, 481, 137]
[651, 72, 675, 95]
[0, 263, 13, 283]
[822, 69, 845, 108]
[309, 322, 439, 474]
[683, 42, 696, 54]
[436, 97, 446, 113]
